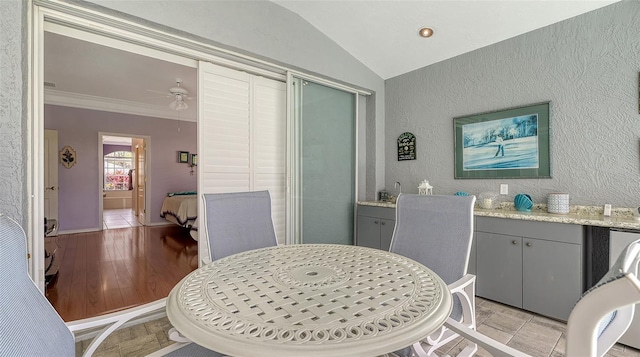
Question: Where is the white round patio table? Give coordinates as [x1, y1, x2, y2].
[166, 244, 452, 357]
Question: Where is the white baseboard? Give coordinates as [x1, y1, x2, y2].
[57, 227, 101, 235]
[147, 221, 174, 227]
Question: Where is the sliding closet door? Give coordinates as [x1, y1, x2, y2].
[293, 79, 356, 245]
[199, 63, 252, 193]
[198, 62, 286, 248]
[252, 77, 286, 242]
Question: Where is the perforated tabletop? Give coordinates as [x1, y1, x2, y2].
[166, 244, 452, 357]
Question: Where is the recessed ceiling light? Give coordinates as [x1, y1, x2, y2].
[418, 27, 434, 38]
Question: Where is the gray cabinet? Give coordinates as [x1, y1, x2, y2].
[356, 205, 395, 250]
[475, 216, 583, 321]
[476, 232, 523, 308]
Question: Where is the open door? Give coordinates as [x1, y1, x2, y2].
[135, 139, 147, 225]
[44, 129, 59, 228]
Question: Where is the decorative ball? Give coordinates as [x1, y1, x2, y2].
[478, 192, 500, 209]
[514, 194, 534, 212]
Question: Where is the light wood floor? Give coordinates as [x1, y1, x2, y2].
[46, 224, 198, 322]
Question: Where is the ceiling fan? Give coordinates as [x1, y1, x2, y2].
[147, 79, 192, 111]
[168, 79, 190, 111]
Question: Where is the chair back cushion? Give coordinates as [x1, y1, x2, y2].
[390, 194, 475, 285]
[389, 194, 475, 321]
[0, 214, 75, 356]
[203, 191, 278, 260]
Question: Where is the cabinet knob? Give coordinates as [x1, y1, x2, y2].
[374, 220, 379, 224]
[381, 221, 386, 225]
[526, 242, 532, 247]
[512, 240, 517, 245]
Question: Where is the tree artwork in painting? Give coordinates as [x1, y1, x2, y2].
[462, 114, 539, 171]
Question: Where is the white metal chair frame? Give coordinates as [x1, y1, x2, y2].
[444, 239, 640, 357]
[70, 299, 167, 357]
[413, 274, 477, 357]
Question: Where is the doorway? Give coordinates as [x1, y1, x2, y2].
[41, 23, 199, 320]
[100, 134, 146, 230]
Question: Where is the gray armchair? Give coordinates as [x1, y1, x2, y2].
[152, 190, 278, 356]
[0, 213, 166, 357]
[389, 194, 477, 357]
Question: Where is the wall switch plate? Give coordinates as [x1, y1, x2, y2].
[604, 204, 612, 216]
[500, 184, 508, 195]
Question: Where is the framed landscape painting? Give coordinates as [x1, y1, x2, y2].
[454, 102, 551, 179]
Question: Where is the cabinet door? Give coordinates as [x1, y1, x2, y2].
[523, 238, 582, 321]
[356, 216, 381, 249]
[380, 219, 395, 251]
[476, 232, 523, 308]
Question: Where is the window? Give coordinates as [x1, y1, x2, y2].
[104, 151, 133, 190]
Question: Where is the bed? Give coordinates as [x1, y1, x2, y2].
[160, 192, 198, 240]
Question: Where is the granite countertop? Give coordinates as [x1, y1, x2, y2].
[357, 200, 640, 230]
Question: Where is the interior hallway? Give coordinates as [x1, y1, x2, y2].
[46, 224, 197, 321]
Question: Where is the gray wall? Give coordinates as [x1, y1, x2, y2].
[386, 0, 640, 207]
[0, 0, 26, 224]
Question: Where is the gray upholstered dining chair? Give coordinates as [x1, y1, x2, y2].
[389, 194, 477, 357]
[0, 213, 166, 357]
[445, 238, 640, 357]
[202, 190, 278, 261]
[152, 190, 278, 356]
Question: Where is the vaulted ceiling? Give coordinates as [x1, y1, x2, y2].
[44, 1, 618, 121]
[273, 0, 618, 79]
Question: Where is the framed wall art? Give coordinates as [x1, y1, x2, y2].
[60, 145, 76, 169]
[191, 154, 197, 166]
[397, 132, 416, 161]
[178, 151, 190, 163]
[454, 102, 551, 179]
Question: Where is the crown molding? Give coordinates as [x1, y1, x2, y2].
[44, 88, 196, 122]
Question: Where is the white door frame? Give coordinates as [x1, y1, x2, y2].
[99, 132, 151, 229]
[44, 129, 59, 224]
[29, 0, 369, 293]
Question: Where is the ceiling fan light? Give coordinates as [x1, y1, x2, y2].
[170, 97, 188, 111]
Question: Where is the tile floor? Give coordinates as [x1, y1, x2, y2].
[103, 209, 142, 230]
[77, 297, 640, 357]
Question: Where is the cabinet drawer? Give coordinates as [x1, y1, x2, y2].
[357, 205, 396, 220]
[476, 216, 582, 245]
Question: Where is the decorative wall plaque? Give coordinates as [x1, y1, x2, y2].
[397, 132, 416, 161]
[59, 145, 76, 169]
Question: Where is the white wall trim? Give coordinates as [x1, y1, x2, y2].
[45, 89, 196, 122]
[57, 227, 101, 235]
[147, 221, 174, 227]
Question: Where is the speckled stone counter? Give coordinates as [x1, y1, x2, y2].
[357, 201, 640, 230]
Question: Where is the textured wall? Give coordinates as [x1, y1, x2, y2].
[386, 1, 640, 207]
[0, 0, 25, 223]
[46, 105, 197, 231]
